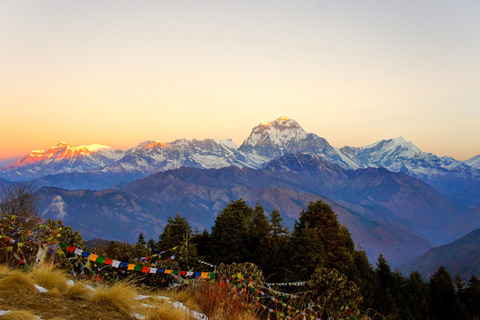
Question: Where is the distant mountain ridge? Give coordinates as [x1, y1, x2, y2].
[2, 117, 480, 196]
[2, 117, 479, 185]
[38, 154, 442, 266]
[399, 228, 480, 280]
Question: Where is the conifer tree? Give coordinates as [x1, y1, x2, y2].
[157, 213, 192, 250]
[428, 266, 455, 320]
[147, 238, 156, 253]
[209, 199, 255, 264]
[157, 213, 196, 269]
[257, 209, 290, 281]
[405, 271, 429, 320]
[373, 254, 398, 317]
[192, 228, 211, 258]
[290, 200, 355, 277]
[137, 232, 146, 246]
[464, 275, 480, 318]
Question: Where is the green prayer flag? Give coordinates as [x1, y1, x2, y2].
[60, 243, 68, 250]
[96, 256, 105, 264]
[172, 270, 179, 275]
[134, 265, 143, 272]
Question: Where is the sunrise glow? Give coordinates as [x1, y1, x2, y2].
[0, 1, 479, 165]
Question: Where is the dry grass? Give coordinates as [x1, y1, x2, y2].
[64, 281, 92, 300]
[0, 264, 14, 276]
[143, 299, 195, 320]
[0, 270, 36, 292]
[0, 310, 38, 320]
[153, 288, 202, 314]
[29, 265, 67, 291]
[91, 280, 141, 316]
[0, 263, 259, 320]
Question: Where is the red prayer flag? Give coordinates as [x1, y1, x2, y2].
[66, 246, 75, 253]
[141, 267, 149, 273]
[180, 271, 186, 276]
[104, 259, 113, 265]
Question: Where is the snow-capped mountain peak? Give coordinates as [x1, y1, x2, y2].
[240, 116, 308, 148]
[362, 137, 421, 157]
[0, 142, 125, 180]
[465, 154, 480, 169]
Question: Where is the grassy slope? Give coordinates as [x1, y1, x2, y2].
[0, 264, 259, 320]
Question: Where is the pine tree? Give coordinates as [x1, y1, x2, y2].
[192, 228, 211, 258]
[464, 275, 480, 318]
[372, 254, 400, 317]
[429, 266, 455, 320]
[292, 200, 355, 277]
[287, 227, 324, 280]
[209, 199, 254, 264]
[269, 209, 287, 236]
[352, 248, 376, 311]
[157, 213, 192, 250]
[157, 214, 196, 270]
[147, 238, 157, 253]
[405, 271, 429, 320]
[137, 232, 146, 246]
[257, 209, 290, 281]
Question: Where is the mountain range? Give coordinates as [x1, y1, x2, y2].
[2, 117, 480, 269]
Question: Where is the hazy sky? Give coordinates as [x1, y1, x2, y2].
[1, 0, 479, 165]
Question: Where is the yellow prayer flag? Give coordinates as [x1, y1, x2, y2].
[17, 243, 24, 247]
[128, 264, 135, 270]
[201, 272, 209, 279]
[164, 269, 172, 274]
[6, 247, 13, 251]
[89, 254, 98, 261]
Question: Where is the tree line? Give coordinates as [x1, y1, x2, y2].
[139, 199, 480, 319]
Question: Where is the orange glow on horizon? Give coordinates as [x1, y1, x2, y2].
[144, 141, 168, 149]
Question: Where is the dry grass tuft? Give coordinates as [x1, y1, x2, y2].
[143, 299, 194, 320]
[0, 310, 38, 320]
[0, 264, 14, 276]
[29, 265, 67, 291]
[65, 281, 91, 300]
[91, 280, 141, 316]
[154, 288, 202, 314]
[0, 270, 36, 292]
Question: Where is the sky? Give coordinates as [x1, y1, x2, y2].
[1, 0, 479, 166]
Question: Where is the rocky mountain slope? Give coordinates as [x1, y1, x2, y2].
[399, 228, 480, 280]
